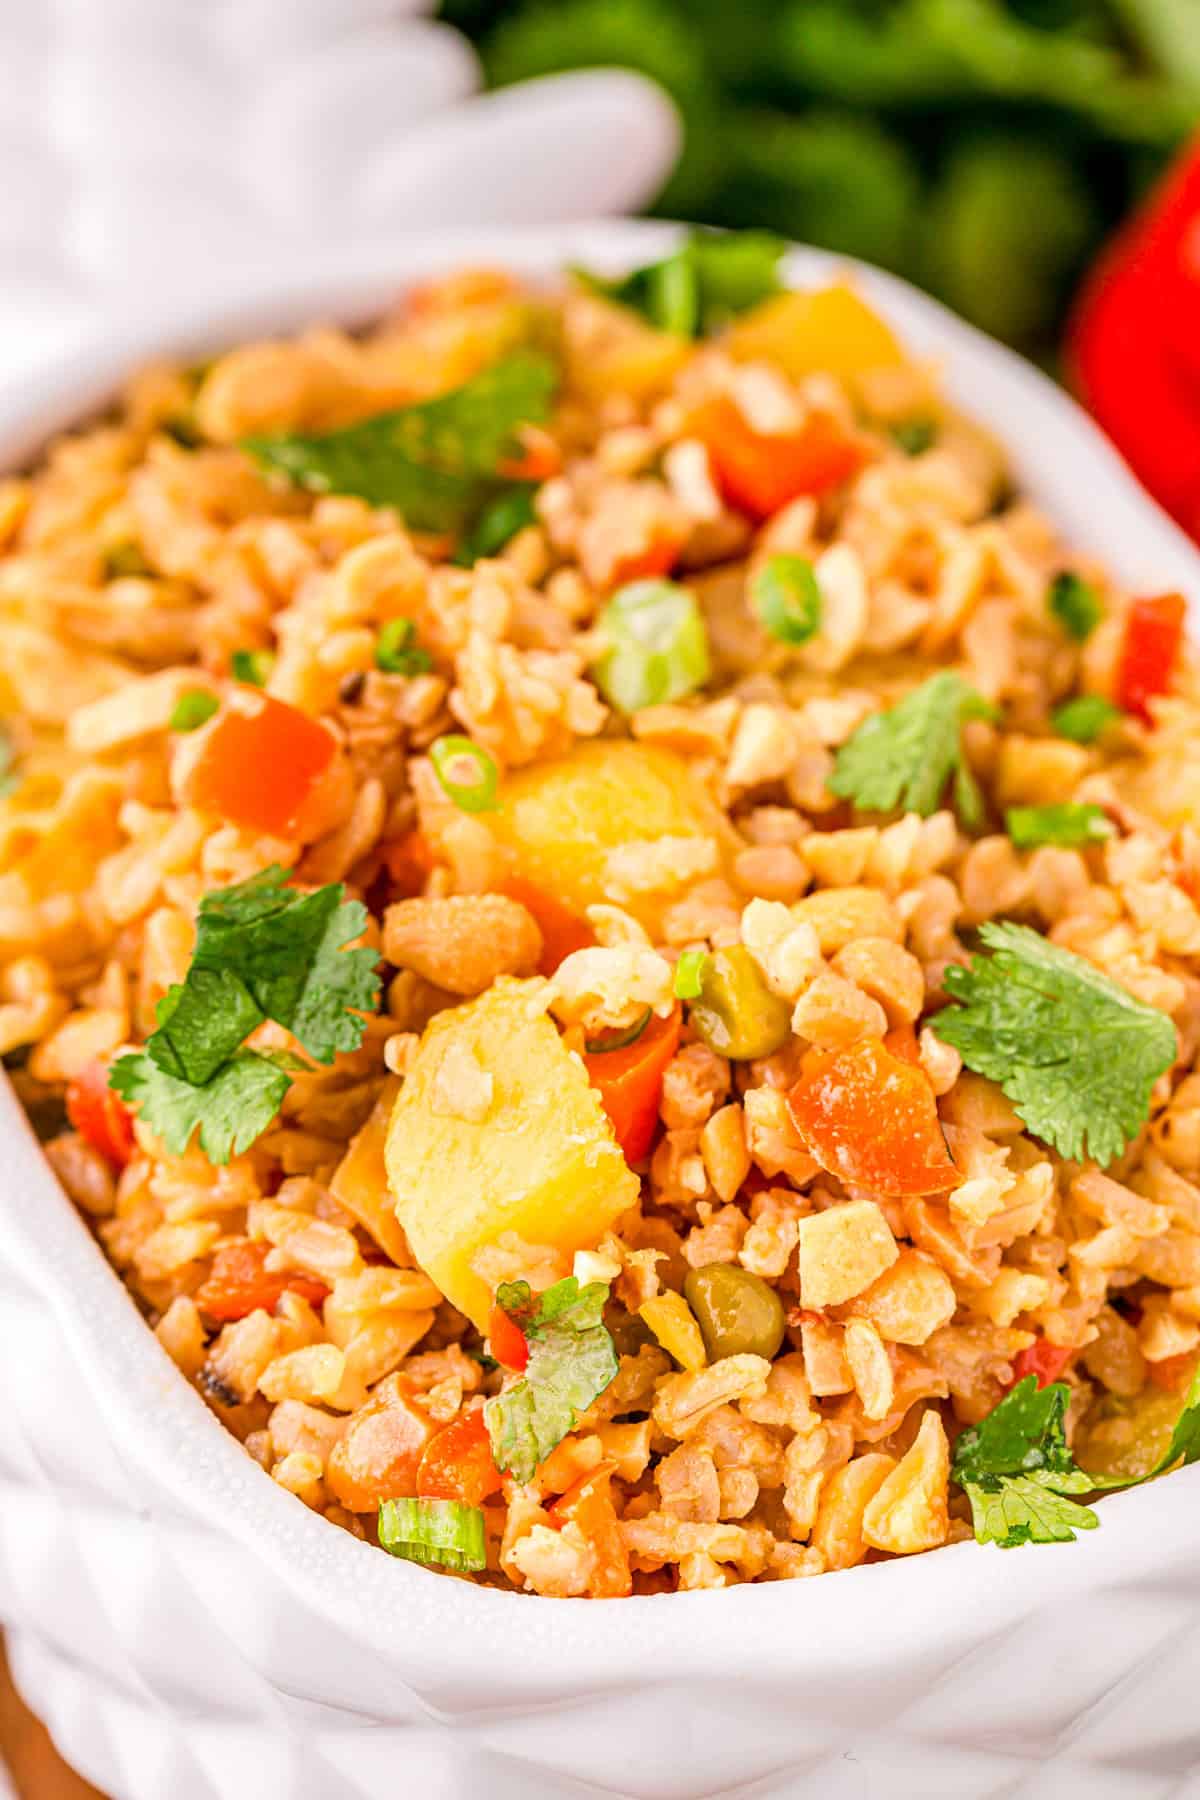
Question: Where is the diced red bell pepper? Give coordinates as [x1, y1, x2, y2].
[1116, 593, 1186, 723]
[416, 1408, 504, 1506]
[500, 877, 595, 975]
[487, 1302, 530, 1373]
[1007, 1338, 1075, 1390]
[548, 1467, 632, 1598]
[691, 392, 866, 520]
[584, 1005, 682, 1165]
[195, 1239, 330, 1323]
[67, 1058, 135, 1168]
[787, 1038, 959, 1197]
[185, 691, 337, 838]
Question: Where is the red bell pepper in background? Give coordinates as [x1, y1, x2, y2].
[1116, 592, 1186, 722]
[1067, 132, 1200, 540]
[67, 1058, 135, 1168]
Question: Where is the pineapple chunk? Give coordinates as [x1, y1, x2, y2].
[724, 284, 906, 386]
[487, 739, 732, 930]
[330, 1077, 413, 1269]
[386, 978, 637, 1329]
[563, 294, 690, 406]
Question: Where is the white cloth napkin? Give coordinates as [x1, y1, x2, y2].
[0, 0, 679, 380]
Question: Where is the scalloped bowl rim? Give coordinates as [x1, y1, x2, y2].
[3, 219, 1199, 1689]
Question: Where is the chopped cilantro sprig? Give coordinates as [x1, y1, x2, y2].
[109, 866, 379, 1163]
[829, 670, 996, 829]
[952, 1378, 1100, 1548]
[243, 351, 557, 534]
[575, 229, 786, 338]
[954, 1362, 1200, 1550]
[484, 1276, 618, 1482]
[937, 921, 1176, 1166]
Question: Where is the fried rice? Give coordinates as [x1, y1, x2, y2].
[3, 247, 1200, 1598]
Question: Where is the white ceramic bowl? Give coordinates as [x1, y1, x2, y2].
[3, 221, 1200, 1800]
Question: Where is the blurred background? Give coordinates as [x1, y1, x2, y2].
[449, 0, 1199, 363]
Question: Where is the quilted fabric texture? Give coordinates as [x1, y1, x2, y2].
[3, 224, 1200, 1800]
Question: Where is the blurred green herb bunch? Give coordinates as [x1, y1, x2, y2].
[442, 0, 1200, 356]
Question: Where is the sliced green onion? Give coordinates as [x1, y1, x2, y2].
[430, 734, 499, 813]
[454, 484, 539, 567]
[584, 1008, 652, 1055]
[376, 618, 434, 676]
[750, 554, 822, 646]
[593, 579, 710, 715]
[169, 690, 219, 732]
[230, 648, 274, 687]
[1048, 571, 1102, 642]
[103, 540, 153, 580]
[1051, 694, 1122, 743]
[1005, 803, 1114, 849]
[890, 417, 937, 457]
[377, 1497, 487, 1573]
[674, 950, 709, 1000]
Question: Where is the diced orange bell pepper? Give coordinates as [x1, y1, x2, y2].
[194, 1239, 330, 1323]
[1007, 1338, 1075, 1390]
[487, 1302, 530, 1372]
[416, 1407, 504, 1507]
[185, 690, 337, 838]
[382, 829, 436, 899]
[500, 876, 595, 975]
[691, 392, 866, 520]
[325, 1374, 433, 1512]
[605, 526, 685, 588]
[498, 424, 562, 483]
[67, 1058, 135, 1168]
[548, 1466, 632, 1599]
[786, 1038, 959, 1197]
[584, 1005, 682, 1165]
[1116, 592, 1186, 723]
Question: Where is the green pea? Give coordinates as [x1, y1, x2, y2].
[688, 943, 791, 1060]
[684, 1264, 786, 1363]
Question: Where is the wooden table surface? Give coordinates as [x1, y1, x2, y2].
[0, 1638, 105, 1800]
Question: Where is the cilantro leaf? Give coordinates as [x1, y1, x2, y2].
[485, 1276, 618, 1482]
[147, 866, 378, 1084]
[1005, 803, 1114, 849]
[960, 1475, 1100, 1549]
[575, 230, 786, 338]
[829, 671, 995, 827]
[952, 1377, 1100, 1548]
[938, 921, 1177, 1165]
[243, 351, 557, 533]
[109, 1049, 290, 1164]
